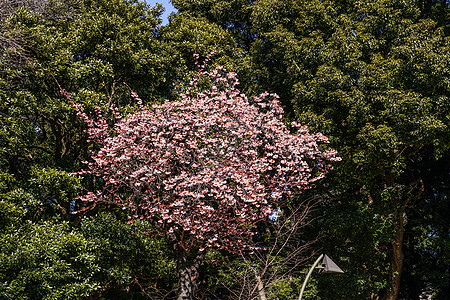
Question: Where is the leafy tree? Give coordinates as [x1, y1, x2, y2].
[0, 1, 254, 298]
[0, 221, 101, 299]
[79, 212, 177, 299]
[251, 1, 449, 299]
[1, 0, 178, 175]
[0, 0, 180, 298]
[0, 211, 177, 299]
[72, 54, 339, 299]
[171, 0, 255, 49]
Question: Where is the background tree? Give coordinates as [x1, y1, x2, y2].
[0, 0, 180, 298]
[1, 0, 174, 205]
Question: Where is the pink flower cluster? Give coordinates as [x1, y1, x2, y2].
[74, 57, 340, 252]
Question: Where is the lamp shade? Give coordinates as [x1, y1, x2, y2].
[321, 254, 344, 273]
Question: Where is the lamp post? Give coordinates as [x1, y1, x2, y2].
[298, 254, 344, 300]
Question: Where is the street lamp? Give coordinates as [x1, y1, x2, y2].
[298, 254, 344, 300]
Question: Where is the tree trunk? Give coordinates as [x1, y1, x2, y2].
[386, 212, 404, 300]
[255, 272, 267, 300]
[384, 179, 423, 300]
[174, 245, 203, 300]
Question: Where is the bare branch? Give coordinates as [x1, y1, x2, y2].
[221, 197, 323, 299]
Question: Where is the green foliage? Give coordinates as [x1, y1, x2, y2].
[171, 0, 254, 47]
[160, 12, 244, 101]
[0, 212, 176, 300]
[0, 221, 101, 299]
[249, 1, 449, 297]
[266, 275, 308, 300]
[80, 212, 177, 298]
[0, 198, 26, 232]
[0, 1, 179, 298]
[28, 166, 81, 218]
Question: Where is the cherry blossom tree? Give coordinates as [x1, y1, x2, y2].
[71, 52, 340, 299]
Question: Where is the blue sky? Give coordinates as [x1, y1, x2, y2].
[144, 0, 177, 25]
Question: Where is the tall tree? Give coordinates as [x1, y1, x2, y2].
[0, 0, 185, 216]
[253, 1, 449, 299]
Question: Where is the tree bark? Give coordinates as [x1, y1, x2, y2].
[174, 245, 203, 300]
[385, 179, 423, 300]
[386, 212, 404, 300]
[255, 272, 267, 300]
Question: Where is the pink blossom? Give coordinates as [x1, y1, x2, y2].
[72, 58, 340, 252]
